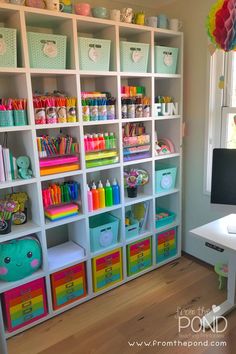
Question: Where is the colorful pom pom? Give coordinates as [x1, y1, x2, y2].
[206, 0, 236, 52]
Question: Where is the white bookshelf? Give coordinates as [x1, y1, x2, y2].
[0, 3, 183, 353]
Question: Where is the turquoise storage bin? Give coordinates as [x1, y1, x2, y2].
[125, 219, 139, 239]
[13, 110, 28, 126]
[89, 213, 119, 252]
[120, 41, 150, 73]
[0, 28, 17, 68]
[155, 165, 177, 193]
[78, 37, 111, 71]
[0, 111, 14, 127]
[155, 46, 179, 74]
[27, 32, 67, 69]
[156, 208, 176, 228]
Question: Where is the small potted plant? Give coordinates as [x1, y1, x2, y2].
[124, 168, 149, 198]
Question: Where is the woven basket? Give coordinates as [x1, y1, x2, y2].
[120, 41, 149, 73]
[0, 28, 17, 68]
[78, 37, 111, 71]
[27, 32, 67, 69]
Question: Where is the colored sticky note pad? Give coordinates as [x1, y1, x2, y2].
[45, 203, 79, 221]
[92, 249, 123, 292]
[127, 237, 152, 276]
[51, 263, 87, 310]
[156, 228, 177, 264]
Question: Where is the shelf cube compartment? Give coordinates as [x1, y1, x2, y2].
[46, 220, 87, 273]
[125, 200, 151, 239]
[92, 248, 123, 292]
[155, 46, 179, 74]
[127, 237, 152, 276]
[27, 32, 67, 69]
[89, 213, 120, 252]
[156, 227, 177, 263]
[42, 174, 83, 224]
[2, 278, 48, 332]
[0, 28, 17, 68]
[155, 164, 177, 194]
[50, 262, 87, 310]
[78, 37, 111, 71]
[120, 41, 150, 73]
[155, 193, 179, 230]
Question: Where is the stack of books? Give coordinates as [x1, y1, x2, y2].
[0, 145, 18, 183]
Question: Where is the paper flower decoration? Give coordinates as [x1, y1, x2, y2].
[206, 0, 236, 52]
[124, 169, 149, 188]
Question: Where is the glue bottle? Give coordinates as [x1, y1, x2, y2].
[87, 185, 93, 212]
[98, 180, 106, 209]
[105, 179, 113, 206]
[91, 182, 99, 210]
[112, 178, 120, 205]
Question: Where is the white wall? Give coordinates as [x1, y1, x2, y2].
[157, 0, 236, 265]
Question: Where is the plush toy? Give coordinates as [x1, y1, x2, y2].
[16, 156, 33, 179]
[0, 237, 42, 282]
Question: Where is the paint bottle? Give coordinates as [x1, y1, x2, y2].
[98, 133, 105, 150]
[98, 180, 106, 209]
[91, 182, 99, 210]
[112, 178, 120, 205]
[87, 185, 93, 212]
[84, 135, 88, 152]
[104, 132, 110, 149]
[93, 134, 99, 150]
[109, 132, 116, 149]
[105, 179, 113, 206]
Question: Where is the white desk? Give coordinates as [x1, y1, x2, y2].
[191, 214, 236, 328]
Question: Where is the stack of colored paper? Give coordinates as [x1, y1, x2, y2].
[45, 203, 79, 221]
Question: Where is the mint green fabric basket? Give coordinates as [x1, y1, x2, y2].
[27, 32, 67, 69]
[155, 46, 179, 74]
[120, 41, 150, 73]
[78, 37, 111, 71]
[0, 28, 17, 68]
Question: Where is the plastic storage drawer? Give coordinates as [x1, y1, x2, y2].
[50, 262, 87, 310]
[120, 41, 149, 73]
[27, 32, 67, 69]
[127, 237, 152, 276]
[2, 278, 48, 332]
[156, 208, 176, 228]
[92, 248, 122, 292]
[89, 213, 119, 252]
[78, 37, 111, 71]
[0, 28, 17, 68]
[155, 46, 179, 74]
[156, 228, 177, 263]
[155, 165, 177, 193]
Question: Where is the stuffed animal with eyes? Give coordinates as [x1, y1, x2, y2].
[0, 237, 42, 282]
[16, 156, 33, 179]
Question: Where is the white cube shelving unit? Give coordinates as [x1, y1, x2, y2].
[0, 4, 183, 353]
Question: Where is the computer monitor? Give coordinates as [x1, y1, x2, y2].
[211, 148, 236, 233]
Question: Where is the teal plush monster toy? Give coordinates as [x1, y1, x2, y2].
[16, 156, 33, 179]
[0, 237, 42, 282]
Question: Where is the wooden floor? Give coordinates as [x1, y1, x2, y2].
[8, 255, 236, 354]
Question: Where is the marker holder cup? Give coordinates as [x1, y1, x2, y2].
[13, 110, 28, 126]
[0, 110, 14, 127]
